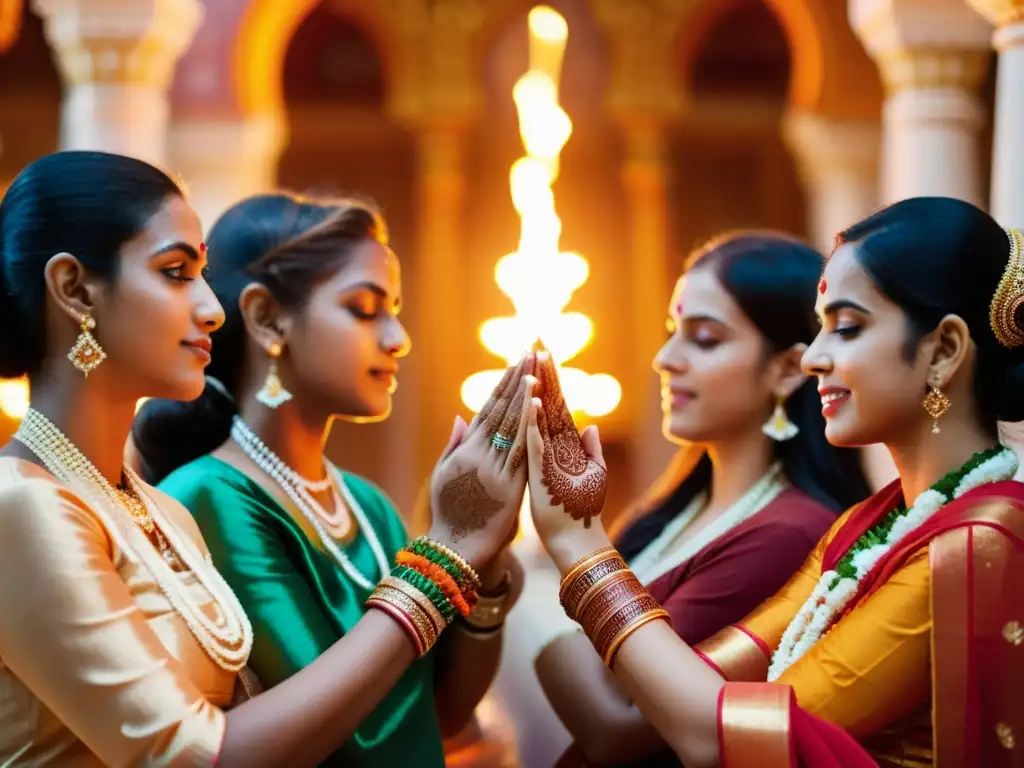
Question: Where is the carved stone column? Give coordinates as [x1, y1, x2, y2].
[32, 0, 202, 166]
[384, 0, 487, 485]
[168, 114, 286, 232]
[783, 111, 881, 252]
[967, 0, 1024, 227]
[850, 0, 992, 206]
[591, 0, 690, 497]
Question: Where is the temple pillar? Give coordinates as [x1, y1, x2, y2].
[32, 0, 202, 166]
[850, 0, 992, 206]
[168, 114, 286, 232]
[967, 0, 1024, 227]
[783, 111, 881, 252]
[591, 0, 690, 497]
[385, 0, 486, 487]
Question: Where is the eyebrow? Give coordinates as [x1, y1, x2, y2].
[821, 299, 872, 316]
[344, 281, 402, 309]
[681, 313, 726, 325]
[151, 242, 201, 262]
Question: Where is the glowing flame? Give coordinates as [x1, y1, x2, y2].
[460, 6, 621, 417]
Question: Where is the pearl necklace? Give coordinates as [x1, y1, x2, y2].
[15, 409, 252, 672]
[231, 417, 391, 591]
[630, 462, 786, 586]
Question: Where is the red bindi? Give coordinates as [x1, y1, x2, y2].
[818, 278, 827, 294]
[199, 242, 207, 253]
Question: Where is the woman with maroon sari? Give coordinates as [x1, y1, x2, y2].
[533, 233, 870, 766]
[524, 197, 1024, 767]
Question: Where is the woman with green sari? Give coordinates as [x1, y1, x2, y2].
[133, 193, 526, 766]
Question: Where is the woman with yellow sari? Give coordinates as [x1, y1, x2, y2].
[522, 197, 1024, 767]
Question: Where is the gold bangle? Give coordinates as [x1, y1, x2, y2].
[560, 547, 618, 599]
[573, 569, 635, 623]
[381, 576, 447, 633]
[602, 607, 670, 667]
[370, 584, 440, 653]
[366, 597, 425, 656]
[456, 622, 504, 640]
[580, 577, 649, 638]
[560, 554, 628, 620]
[463, 589, 511, 631]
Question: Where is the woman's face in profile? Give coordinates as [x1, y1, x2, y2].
[803, 244, 930, 447]
[653, 266, 776, 444]
[96, 195, 224, 402]
[285, 239, 410, 421]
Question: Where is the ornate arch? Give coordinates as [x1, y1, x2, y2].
[234, 0, 400, 116]
[676, 0, 882, 120]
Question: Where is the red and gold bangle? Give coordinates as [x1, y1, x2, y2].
[375, 584, 441, 649]
[397, 551, 475, 616]
[559, 547, 619, 604]
[367, 595, 426, 656]
[602, 605, 670, 667]
[366, 579, 445, 656]
[561, 553, 628, 620]
[380, 575, 447, 633]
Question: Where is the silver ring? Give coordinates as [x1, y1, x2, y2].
[490, 433, 514, 451]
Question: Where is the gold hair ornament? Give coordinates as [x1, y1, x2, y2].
[990, 228, 1024, 348]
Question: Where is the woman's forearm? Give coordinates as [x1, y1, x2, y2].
[219, 610, 416, 767]
[536, 632, 668, 765]
[608, 619, 724, 768]
[432, 624, 503, 737]
[544, 531, 724, 768]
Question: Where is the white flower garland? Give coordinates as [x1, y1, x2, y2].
[767, 448, 1018, 681]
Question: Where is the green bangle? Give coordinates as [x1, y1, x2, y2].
[392, 566, 456, 622]
[407, 541, 467, 589]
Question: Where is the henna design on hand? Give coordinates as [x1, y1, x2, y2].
[535, 357, 607, 527]
[497, 379, 529, 474]
[438, 468, 505, 541]
[480, 360, 522, 436]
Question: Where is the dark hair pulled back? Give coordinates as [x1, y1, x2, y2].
[0, 151, 182, 378]
[835, 196, 1024, 432]
[133, 193, 387, 483]
[616, 232, 872, 561]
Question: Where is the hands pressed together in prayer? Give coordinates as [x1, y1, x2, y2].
[426, 349, 612, 576]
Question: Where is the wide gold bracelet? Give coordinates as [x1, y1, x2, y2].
[580, 577, 649, 639]
[595, 595, 669, 666]
[462, 584, 512, 632]
[574, 569, 635, 622]
[559, 547, 619, 601]
[561, 553, 628, 620]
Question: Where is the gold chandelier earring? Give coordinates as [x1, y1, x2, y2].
[923, 385, 950, 434]
[255, 342, 292, 409]
[68, 312, 106, 377]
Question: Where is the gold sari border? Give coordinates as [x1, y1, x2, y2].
[718, 682, 795, 768]
[931, 497, 1024, 768]
[696, 624, 770, 682]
